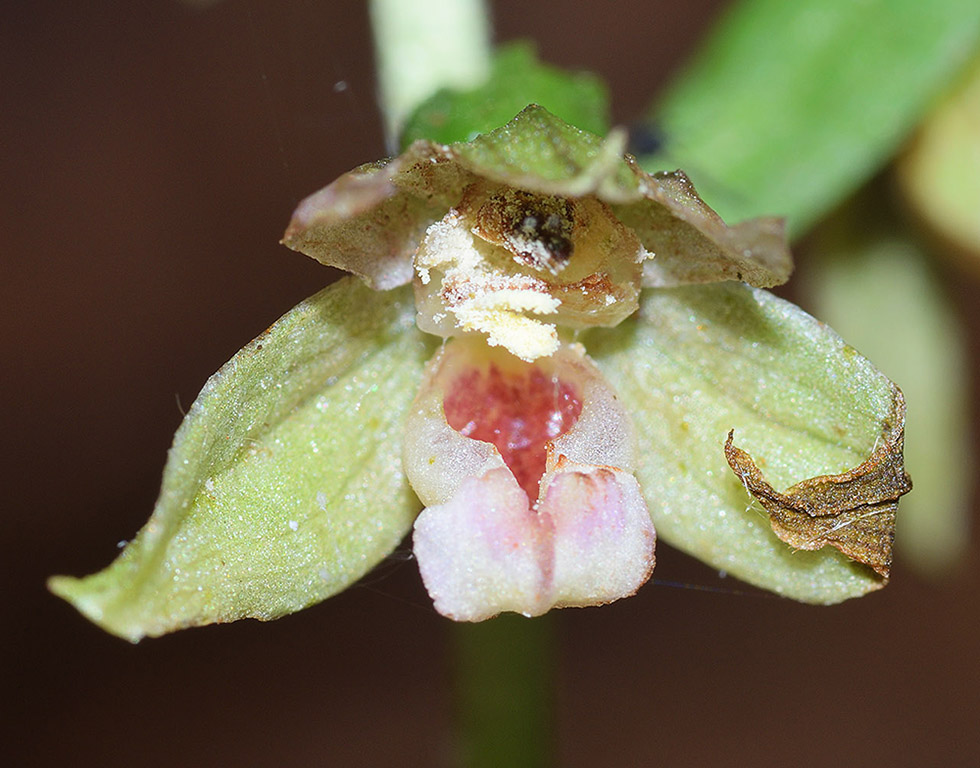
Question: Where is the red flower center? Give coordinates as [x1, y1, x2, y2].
[444, 363, 582, 500]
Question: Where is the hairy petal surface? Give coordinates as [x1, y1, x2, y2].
[585, 283, 905, 603]
[50, 279, 433, 641]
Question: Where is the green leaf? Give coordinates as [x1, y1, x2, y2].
[400, 41, 610, 148]
[50, 279, 433, 641]
[641, 0, 980, 235]
[586, 283, 902, 603]
[806, 217, 972, 575]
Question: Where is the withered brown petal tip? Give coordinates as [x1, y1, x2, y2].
[723, 388, 912, 580]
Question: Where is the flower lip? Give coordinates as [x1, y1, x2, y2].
[442, 351, 583, 500]
[412, 459, 656, 622]
[405, 336, 656, 621]
[402, 335, 638, 508]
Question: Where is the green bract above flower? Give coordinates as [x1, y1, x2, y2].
[51, 106, 909, 641]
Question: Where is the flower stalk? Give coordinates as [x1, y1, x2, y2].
[454, 614, 554, 768]
[369, 0, 492, 149]
[370, 6, 554, 762]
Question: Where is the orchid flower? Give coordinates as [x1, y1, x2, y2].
[50, 106, 909, 641]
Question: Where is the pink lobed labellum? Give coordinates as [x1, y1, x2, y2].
[403, 336, 655, 621]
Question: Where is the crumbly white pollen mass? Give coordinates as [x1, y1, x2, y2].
[412, 184, 648, 362]
[414, 212, 561, 360]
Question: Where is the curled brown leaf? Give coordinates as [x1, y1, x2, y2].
[724, 387, 912, 579]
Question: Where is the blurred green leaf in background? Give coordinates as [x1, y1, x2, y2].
[642, 0, 980, 235]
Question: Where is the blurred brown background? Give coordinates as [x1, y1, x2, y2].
[5, 1, 979, 765]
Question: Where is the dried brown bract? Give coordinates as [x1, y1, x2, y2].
[725, 388, 912, 579]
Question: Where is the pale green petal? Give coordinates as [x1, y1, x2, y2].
[449, 104, 636, 200]
[806, 227, 971, 575]
[585, 283, 901, 603]
[50, 279, 433, 641]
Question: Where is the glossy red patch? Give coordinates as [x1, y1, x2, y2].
[444, 363, 582, 499]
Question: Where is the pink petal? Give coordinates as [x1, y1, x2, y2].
[540, 458, 655, 608]
[412, 468, 549, 621]
[412, 458, 655, 621]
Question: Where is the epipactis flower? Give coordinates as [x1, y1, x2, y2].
[282, 104, 792, 619]
[51, 107, 909, 641]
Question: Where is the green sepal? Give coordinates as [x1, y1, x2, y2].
[448, 103, 636, 199]
[642, 0, 980, 235]
[50, 279, 434, 641]
[400, 41, 610, 148]
[586, 283, 903, 603]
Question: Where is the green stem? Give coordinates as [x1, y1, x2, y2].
[454, 614, 555, 768]
[369, 0, 492, 149]
[366, 6, 551, 764]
